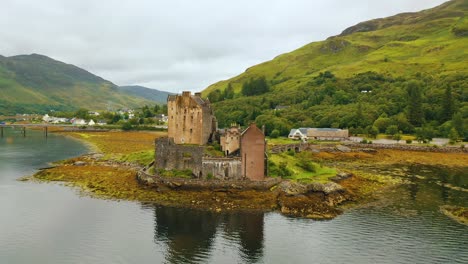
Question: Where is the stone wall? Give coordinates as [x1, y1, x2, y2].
[202, 158, 242, 180]
[344, 143, 468, 153]
[155, 137, 204, 177]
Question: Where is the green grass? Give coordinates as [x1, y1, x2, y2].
[0, 54, 155, 114]
[117, 150, 154, 166]
[203, 0, 467, 96]
[267, 137, 298, 145]
[269, 152, 336, 183]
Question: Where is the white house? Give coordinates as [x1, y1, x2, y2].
[97, 120, 107, 126]
[88, 119, 95, 126]
[72, 118, 86, 126]
[288, 128, 309, 140]
[42, 114, 50, 122]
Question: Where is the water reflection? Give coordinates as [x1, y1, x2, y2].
[152, 206, 264, 263]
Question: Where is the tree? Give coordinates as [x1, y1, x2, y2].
[223, 83, 235, 99]
[415, 125, 435, 143]
[448, 127, 459, 144]
[74, 108, 89, 119]
[270, 129, 280, 138]
[121, 122, 132, 131]
[241, 76, 270, 96]
[208, 89, 222, 103]
[374, 115, 392, 133]
[393, 133, 402, 142]
[406, 80, 424, 126]
[441, 85, 454, 122]
[367, 125, 379, 138]
[153, 104, 161, 114]
[452, 112, 465, 139]
[385, 125, 399, 136]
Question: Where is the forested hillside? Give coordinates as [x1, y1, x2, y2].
[203, 0, 467, 140]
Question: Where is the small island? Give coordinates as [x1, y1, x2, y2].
[28, 91, 468, 220]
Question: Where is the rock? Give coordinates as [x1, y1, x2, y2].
[336, 145, 351, 152]
[330, 172, 353, 182]
[306, 182, 344, 194]
[278, 181, 308, 196]
[322, 182, 345, 194]
[91, 153, 104, 160]
[168, 181, 182, 189]
[361, 148, 377, 153]
[74, 161, 86, 166]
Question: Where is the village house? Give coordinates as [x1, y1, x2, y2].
[288, 128, 309, 140]
[71, 118, 86, 126]
[97, 120, 107, 126]
[288, 128, 349, 141]
[155, 91, 267, 181]
[307, 128, 349, 140]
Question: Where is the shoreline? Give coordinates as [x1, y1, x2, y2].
[25, 130, 467, 219]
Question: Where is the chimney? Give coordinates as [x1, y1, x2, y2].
[194, 92, 201, 97]
[182, 91, 191, 97]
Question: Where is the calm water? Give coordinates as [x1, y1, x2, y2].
[0, 127, 467, 264]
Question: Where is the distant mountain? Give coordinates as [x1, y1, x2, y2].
[0, 54, 155, 114]
[118, 85, 173, 104]
[201, 0, 467, 138]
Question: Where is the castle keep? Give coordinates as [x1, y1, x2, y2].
[167, 91, 217, 145]
[156, 91, 266, 181]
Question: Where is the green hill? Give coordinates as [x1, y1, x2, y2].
[0, 54, 156, 114]
[118, 85, 173, 104]
[203, 0, 467, 139]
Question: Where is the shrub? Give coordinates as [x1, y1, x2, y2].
[406, 139, 412, 144]
[278, 162, 292, 178]
[297, 159, 317, 173]
[270, 129, 280, 138]
[360, 139, 368, 144]
[121, 122, 132, 131]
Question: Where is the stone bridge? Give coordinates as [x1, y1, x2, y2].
[270, 143, 319, 154]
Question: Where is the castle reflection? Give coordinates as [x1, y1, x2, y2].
[152, 206, 264, 263]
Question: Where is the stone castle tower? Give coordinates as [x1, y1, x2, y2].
[167, 91, 217, 145]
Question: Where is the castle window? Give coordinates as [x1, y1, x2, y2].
[190, 129, 193, 134]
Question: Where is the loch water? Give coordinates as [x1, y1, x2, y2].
[0, 128, 467, 263]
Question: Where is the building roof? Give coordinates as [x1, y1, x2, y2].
[241, 123, 263, 136]
[309, 128, 344, 131]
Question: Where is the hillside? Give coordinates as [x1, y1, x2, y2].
[0, 54, 156, 114]
[118, 85, 173, 104]
[203, 0, 467, 139]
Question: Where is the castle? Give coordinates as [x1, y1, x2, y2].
[155, 91, 266, 181]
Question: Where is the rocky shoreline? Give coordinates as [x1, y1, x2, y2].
[136, 167, 364, 218]
[27, 130, 467, 220]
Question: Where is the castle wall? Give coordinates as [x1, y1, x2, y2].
[202, 158, 242, 180]
[155, 137, 204, 177]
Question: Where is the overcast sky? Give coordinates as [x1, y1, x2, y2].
[1, 0, 447, 93]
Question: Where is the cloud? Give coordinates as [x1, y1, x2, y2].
[0, 0, 447, 92]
